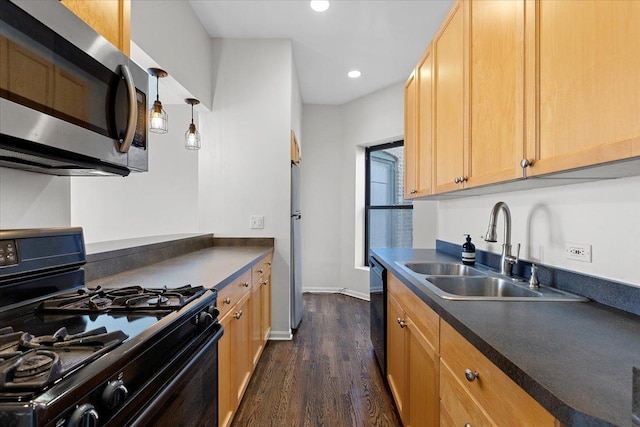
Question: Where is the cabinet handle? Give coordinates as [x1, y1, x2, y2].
[242, 282, 250, 287]
[258, 269, 264, 274]
[520, 158, 533, 179]
[234, 310, 243, 319]
[262, 279, 269, 286]
[397, 317, 407, 328]
[223, 297, 231, 304]
[267, 261, 272, 266]
[454, 176, 467, 184]
[464, 368, 479, 382]
[410, 189, 418, 194]
[465, 424, 472, 427]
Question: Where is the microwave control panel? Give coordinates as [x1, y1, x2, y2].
[0, 240, 18, 267]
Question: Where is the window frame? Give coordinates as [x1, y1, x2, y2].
[364, 140, 413, 266]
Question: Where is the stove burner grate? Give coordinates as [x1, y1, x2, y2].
[36, 285, 205, 314]
[0, 327, 128, 390]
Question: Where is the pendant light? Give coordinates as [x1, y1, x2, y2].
[148, 68, 168, 134]
[185, 98, 201, 150]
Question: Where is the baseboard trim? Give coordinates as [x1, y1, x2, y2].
[303, 287, 370, 301]
[268, 330, 293, 340]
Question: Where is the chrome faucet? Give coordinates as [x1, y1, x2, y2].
[484, 202, 520, 276]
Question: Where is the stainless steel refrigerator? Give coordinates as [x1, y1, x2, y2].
[291, 163, 303, 329]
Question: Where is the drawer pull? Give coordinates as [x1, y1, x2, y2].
[223, 297, 231, 304]
[258, 269, 264, 274]
[465, 424, 472, 427]
[234, 310, 243, 319]
[397, 317, 407, 328]
[464, 368, 479, 382]
[267, 261, 272, 266]
[262, 279, 269, 286]
[242, 282, 250, 288]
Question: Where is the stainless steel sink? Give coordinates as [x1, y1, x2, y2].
[395, 261, 587, 302]
[402, 262, 485, 276]
[426, 276, 541, 299]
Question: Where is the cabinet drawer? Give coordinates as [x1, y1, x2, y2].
[252, 253, 273, 286]
[440, 321, 556, 427]
[388, 273, 439, 353]
[217, 270, 251, 320]
[440, 358, 496, 427]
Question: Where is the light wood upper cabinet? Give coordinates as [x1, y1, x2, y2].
[524, 0, 640, 177]
[61, 0, 131, 56]
[433, 0, 466, 194]
[466, 0, 524, 187]
[416, 49, 434, 197]
[405, 47, 434, 198]
[404, 70, 419, 198]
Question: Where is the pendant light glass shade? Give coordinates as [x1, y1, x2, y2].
[185, 98, 201, 150]
[148, 68, 168, 134]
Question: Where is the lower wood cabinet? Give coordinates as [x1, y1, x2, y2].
[387, 273, 439, 427]
[440, 320, 557, 427]
[218, 253, 273, 427]
[386, 273, 560, 427]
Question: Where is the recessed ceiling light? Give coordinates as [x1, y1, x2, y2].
[347, 70, 362, 79]
[310, 1, 330, 13]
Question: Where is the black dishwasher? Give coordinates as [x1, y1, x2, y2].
[369, 256, 387, 377]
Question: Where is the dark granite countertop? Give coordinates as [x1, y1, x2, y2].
[86, 240, 273, 291]
[372, 248, 640, 427]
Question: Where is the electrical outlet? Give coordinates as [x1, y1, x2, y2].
[565, 243, 592, 262]
[250, 215, 264, 229]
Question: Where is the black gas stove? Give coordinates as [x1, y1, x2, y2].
[0, 228, 222, 427]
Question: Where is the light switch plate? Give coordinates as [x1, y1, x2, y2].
[250, 215, 264, 229]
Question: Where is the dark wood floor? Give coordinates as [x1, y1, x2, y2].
[231, 293, 402, 427]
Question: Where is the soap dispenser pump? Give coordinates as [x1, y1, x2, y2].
[462, 234, 476, 266]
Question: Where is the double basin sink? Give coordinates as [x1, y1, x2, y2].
[397, 262, 586, 301]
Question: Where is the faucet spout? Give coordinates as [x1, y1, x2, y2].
[484, 202, 519, 276]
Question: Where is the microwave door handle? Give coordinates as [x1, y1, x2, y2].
[116, 64, 137, 153]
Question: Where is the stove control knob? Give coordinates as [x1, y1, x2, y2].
[68, 403, 99, 427]
[196, 311, 213, 327]
[102, 379, 128, 410]
[207, 304, 220, 318]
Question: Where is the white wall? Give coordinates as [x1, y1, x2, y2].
[71, 105, 200, 243]
[198, 39, 294, 338]
[436, 175, 640, 286]
[301, 82, 437, 298]
[300, 105, 343, 291]
[0, 169, 69, 228]
[131, 0, 213, 108]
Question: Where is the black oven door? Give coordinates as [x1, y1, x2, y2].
[0, 0, 148, 175]
[125, 323, 223, 427]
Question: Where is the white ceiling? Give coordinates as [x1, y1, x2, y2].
[188, 0, 454, 106]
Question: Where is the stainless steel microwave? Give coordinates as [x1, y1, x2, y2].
[0, 0, 148, 177]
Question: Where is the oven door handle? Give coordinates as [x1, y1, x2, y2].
[116, 64, 138, 154]
[129, 323, 224, 426]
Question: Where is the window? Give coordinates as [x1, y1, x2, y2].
[365, 141, 413, 265]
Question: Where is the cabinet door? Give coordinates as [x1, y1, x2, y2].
[386, 293, 407, 422]
[61, 0, 131, 56]
[218, 312, 235, 427]
[250, 283, 262, 368]
[524, 0, 640, 176]
[233, 294, 252, 404]
[406, 312, 439, 427]
[404, 70, 419, 198]
[416, 48, 434, 197]
[433, 0, 466, 193]
[467, 0, 524, 187]
[261, 274, 271, 343]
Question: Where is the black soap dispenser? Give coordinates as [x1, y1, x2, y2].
[462, 234, 476, 265]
